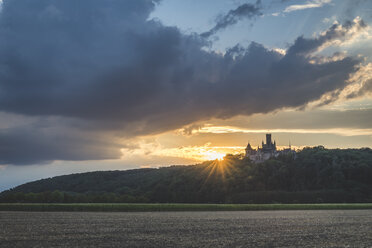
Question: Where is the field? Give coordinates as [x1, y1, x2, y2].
[1, 210, 371, 247]
[1, 203, 372, 212]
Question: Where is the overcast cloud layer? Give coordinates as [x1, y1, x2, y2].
[0, 0, 367, 165]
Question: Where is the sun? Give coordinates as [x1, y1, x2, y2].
[204, 151, 225, 161]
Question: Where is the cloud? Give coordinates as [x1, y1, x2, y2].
[287, 17, 367, 55]
[0, 0, 366, 165]
[347, 79, 372, 98]
[178, 107, 372, 137]
[284, 0, 332, 13]
[193, 126, 372, 137]
[0, 125, 122, 165]
[201, 1, 262, 38]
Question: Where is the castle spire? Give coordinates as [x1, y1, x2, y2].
[246, 141, 252, 150]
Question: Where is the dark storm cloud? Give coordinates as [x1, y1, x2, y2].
[201, 1, 262, 38]
[0, 125, 122, 165]
[0, 0, 365, 165]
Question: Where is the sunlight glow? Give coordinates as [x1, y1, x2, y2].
[120, 140, 304, 163]
[189, 125, 372, 137]
[203, 151, 226, 161]
[200, 155, 238, 186]
[120, 142, 243, 162]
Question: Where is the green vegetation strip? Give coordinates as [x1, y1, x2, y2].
[1, 203, 372, 212]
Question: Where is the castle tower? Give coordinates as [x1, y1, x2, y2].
[266, 134, 272, 147]
[245, 142, 254, 157]
[245, 142, 252, 151]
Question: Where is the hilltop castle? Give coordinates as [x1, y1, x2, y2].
[245, 134, 295, 163]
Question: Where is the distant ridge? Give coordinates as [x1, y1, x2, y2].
[1, 147, 371, 204]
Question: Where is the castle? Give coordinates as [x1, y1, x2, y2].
[245, 134, 295, 163]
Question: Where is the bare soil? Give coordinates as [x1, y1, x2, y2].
[1, 210, 371, 247]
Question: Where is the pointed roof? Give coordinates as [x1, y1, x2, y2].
[246, 142, 253, 150]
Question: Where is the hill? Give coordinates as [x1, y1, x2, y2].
[1, 146, 372, 204]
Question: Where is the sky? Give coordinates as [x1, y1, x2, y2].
[1, 0, 372, 191]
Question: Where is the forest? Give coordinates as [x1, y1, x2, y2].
[1, 146, 371, 204]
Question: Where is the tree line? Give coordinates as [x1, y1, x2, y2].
[1, 146, 371, 203]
